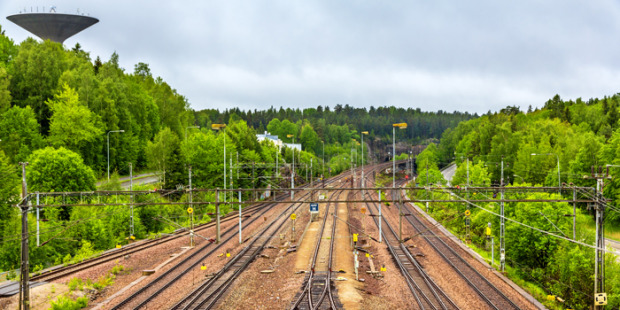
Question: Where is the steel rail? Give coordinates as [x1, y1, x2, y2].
[363, 185, 456, 310]
[174, 175, 349, 310]
[398, 190, 521, 310]
[29, 198, 276, 283]
[290, 188, 344, 310]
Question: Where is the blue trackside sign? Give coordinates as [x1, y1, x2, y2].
[310, 203, 319, 212]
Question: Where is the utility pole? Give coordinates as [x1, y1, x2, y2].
[19, 162, 30, 310]
[585, 166, 610, 308]
[252, 161, 256, 201]
[129, 163, 134, 238]
[310, 158, 313, 187]
[36, 193, 39, 247]
[216, 189, 220, 243]
[500, 157, 506, 272]
[378, 190, 382, 243]
[238, 191, 242, 244]
[189, 166, 194, 247]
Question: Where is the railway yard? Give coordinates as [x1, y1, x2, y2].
[0, 163, 543, 309]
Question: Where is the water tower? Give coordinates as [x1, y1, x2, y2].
[6, 7, 98, 43]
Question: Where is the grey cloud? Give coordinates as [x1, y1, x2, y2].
[2, 1, 620, 114]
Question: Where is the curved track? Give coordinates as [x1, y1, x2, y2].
[395, 188, 521, 310]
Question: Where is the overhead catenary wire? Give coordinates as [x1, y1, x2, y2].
[441, 188, 617, 254]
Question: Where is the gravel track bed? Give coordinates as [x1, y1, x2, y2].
[351, 182, 419, 309]
[213, 196, 317, 309]
[401, 200, 538, 309]
[89, 202, 287, 309]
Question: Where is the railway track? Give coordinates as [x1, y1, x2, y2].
[108, 198, 292, 309]
[29, 198, 278, 283]
[170, 175, 349, 310]
[289, 188, 345, 310]
[361, 176, 458, 310]
[109, 173, 348, 309]
[396, 189, 522, 310]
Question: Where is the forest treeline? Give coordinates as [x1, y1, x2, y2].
[436, 95, 620, 223]
[414, 95, 620, 308]
[195, 105, 475, 147]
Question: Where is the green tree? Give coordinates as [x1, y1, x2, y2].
[0, 25, 17, 65]
[9, 38, 67, 133]
[0, 106, 44, 163]
[0, 150, 19, 232]
[27, 147, 96, 193]
[0, 64, 10, 114]
[451, 161, 491, 186]
[300, 124, 319, 154]
[146, 127, 179, 185]
[505, 193, 573, 270]
[47, 84, 103, 152]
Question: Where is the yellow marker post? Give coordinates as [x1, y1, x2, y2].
[486, 227, 492, 236]
[116, 244, 122, 249]
[353, 234, 358, 243]
[226, 253, 231, 258]
[200, 265, 207, 271]
[291, 214, 296, 242]
[365, 253, 370, 258]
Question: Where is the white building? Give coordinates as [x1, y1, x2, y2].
[256, 131, 283, 148]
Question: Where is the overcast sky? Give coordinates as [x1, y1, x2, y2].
[2, 1, 620, 114]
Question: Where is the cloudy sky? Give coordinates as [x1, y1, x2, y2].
[2, 1, 620, 114]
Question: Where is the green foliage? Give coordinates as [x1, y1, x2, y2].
[50, 295, 89, 310]
[0, 25, 17, 65]
[0, 106, 45, 163]
[451, 161, 491, 186]
[9, 39, 68, 133]
[27, 147, 96, 193]
[68, 278, 84, 291]
[0, 150, 18, 231]
[47, 84, 103, 151]
[0, 64, 10, 114]
[146, 127, 179, 187]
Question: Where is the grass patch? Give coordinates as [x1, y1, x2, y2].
[50, 295, 89, 310]
[583, 220, 620, 241]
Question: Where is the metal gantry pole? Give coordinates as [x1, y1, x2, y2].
[500, 158, 506, 272]
[189, 166, 194, 247]
[19, 162, 30, 310]
[361, 133, 364, 197]
[378, 190, 383, 243]
[230, 156, 233, 202]
[594, 174, 606, 307]
[129, 163, 134, 238]
[238, 191, 242, 244]
[36, 193, 39, 247]
[224, 130, 226, 204]
[392, 126, 396, 189]
[399, 189, 403, 242]
[573, 188, 576, 240]
[291, 138, 295, 200]
[557, 155, 561, 195]
[216, 189, 220, 243]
